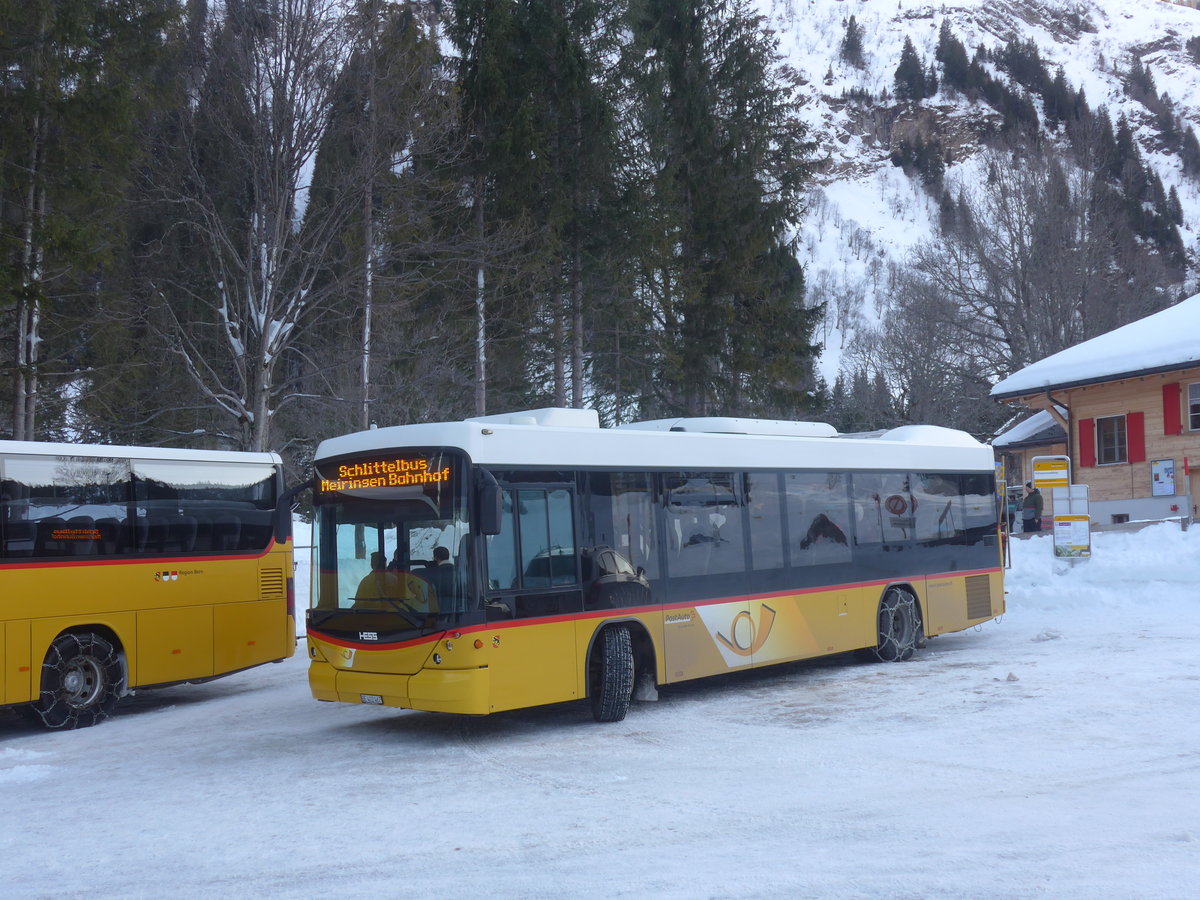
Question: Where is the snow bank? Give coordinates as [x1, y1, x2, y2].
[1007, 520, 1200, 611]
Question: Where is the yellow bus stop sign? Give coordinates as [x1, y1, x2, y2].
[1032, 456, 1070, 489]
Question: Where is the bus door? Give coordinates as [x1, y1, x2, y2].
[482, 481, 583, 711]
[661, 472, 753, 681]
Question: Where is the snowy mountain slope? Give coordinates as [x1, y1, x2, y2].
[762, 0, 1200, 384]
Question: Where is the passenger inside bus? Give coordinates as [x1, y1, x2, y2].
[415, 545, 456, 606]
[354, 551, 436, 612]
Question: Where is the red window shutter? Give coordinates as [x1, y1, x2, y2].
[1163, 383, 1182, 435]
[1078, 418, 1095, 468]
[1128, 411, 1146, 463]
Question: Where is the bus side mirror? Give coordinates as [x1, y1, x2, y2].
[477, 471, 503, 536]
[275, 480, 311, 543]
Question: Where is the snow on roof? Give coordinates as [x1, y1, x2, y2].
[875, 424, 988, 448]
[316, 409, 995, 473]
[991, 293, 1200, 399]
[618, 416, 838, 438]
[466, 407, 600, 429]
[992, 409, 1066, 448]
[0, 439, 281, 465]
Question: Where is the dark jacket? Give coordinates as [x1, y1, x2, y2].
[1021, 489, 1043, 519]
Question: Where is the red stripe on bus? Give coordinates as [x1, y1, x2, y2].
[307, 566, 1002, 652]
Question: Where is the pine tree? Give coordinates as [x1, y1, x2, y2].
[297, 0, 466, 436]
[935, 20, 969, 92]
[0, 0, 180, 439]
[894, 37, 927, 103]
[840, 15, 864, 69]
[1043, 67, 1071, 128]
[1167, 186, 1184, 225]
[1182, 127, 1200, 176]
[619, 0, 819, 417]
[72, 1, 206, 446]
[511, 0, 623, 410]
[937, 187, 957, 233]
[447, 0, 530, 414]
[1124, 56, 1156, 100]
[449, 0, 624, 415]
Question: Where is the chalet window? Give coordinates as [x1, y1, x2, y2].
[1096, 415, 1127, 465]
[1190, 383, 1200, 431]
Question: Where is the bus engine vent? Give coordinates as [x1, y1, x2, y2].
[260, 568, 285, 599]
[965, 575, 992, 619]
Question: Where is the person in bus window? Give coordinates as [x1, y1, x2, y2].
[355, 552, 393, 598]
[356, 552, 436, 611]
[420, 546, 456, 604]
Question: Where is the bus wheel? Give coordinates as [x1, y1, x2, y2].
[590, 625, 634, 723]
[28, 633, 123, 729]
[869, 587, 922, 663]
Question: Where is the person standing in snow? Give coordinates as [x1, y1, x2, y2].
[1022, 482, 1043, 532]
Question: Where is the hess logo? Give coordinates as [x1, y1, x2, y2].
[716, 604, 776, 656]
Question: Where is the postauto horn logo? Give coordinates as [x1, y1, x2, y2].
[716, 604, 776, 656]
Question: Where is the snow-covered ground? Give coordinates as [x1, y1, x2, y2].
[2, 523, 1198, 899]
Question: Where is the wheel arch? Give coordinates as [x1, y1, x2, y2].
[40, 622, 131, 694]
[584, 616, 657, 698]
[879, 580, 925, 636]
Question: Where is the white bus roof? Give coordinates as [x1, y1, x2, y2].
[315, 409, 994, 474]
[0, 440, 281, 466]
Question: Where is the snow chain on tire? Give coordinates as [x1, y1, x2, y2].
[872, 587, 921, 662]
[28, 632, 124, 729]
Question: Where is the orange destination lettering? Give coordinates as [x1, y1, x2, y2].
[320, 459, 451, 493]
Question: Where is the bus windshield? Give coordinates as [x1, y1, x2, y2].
[310, 450, 470, 642]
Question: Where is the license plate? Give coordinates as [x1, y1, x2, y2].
[360, 694, 384, 705]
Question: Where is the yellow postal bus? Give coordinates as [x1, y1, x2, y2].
[1, 441, 296, 728]
[306, 408, 1003, 722]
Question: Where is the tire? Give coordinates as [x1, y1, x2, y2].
[866, 587, 922, 663]
[590, 625, 634, 722]
[27, 633, 124, 729]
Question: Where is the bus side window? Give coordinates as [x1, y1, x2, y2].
[485, 491, 518, 590]
[746, 472, 785, 570]
[133, 459, 275, 555]
[1, 480, 34, 558]
[517, 488, 577, 587]
[664, 472, 747, 578]
[588, 471, 659, 581]
[959, 474, 999, 544]
[849, 473, 885, 545]
[2, 455, 132, 559]
[912, 473, 960, 545]
[545, 489, 576, 586]
[786, 472, 852, 566]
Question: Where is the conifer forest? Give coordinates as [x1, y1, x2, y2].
[2, 1, 1196, 473]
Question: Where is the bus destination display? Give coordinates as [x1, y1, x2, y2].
[318, 458, 452, 493]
